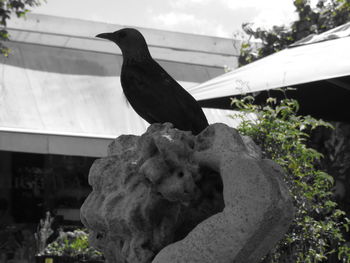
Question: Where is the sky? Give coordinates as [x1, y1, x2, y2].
[32, 0, 300, 38]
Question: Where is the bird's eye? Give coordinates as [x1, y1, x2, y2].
[118, 31, 127, 38]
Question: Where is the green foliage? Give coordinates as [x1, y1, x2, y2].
[0, 0, 43, 56]
[44, 229, 102, 260]
[239, 0, 350, 66]
[231, 95, 350, 262]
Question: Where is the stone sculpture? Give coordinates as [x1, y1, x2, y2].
[80, 123, 294, 263]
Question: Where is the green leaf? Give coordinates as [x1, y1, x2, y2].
[317, 171, 335, 185]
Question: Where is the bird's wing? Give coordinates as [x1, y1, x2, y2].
[152, 62, 209, 131]
[120, 70, 159, 124]
[121, 63, 179, 124]
[121, 60, 208, 133]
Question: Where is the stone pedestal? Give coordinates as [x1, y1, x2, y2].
[81, 123, 294, 263]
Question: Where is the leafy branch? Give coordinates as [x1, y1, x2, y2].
[0, 0, 43, 56]
[232, 94, 350, 262]
[239, 0, 350, 66]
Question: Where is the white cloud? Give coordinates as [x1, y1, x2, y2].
[252, 6, 298, 29]
[154, 12, 196, 26]
[152, 12, 231, 37]
[169, 0, 213, 8]
[220, 0, 285, 10]
[218, 0, 297, 29]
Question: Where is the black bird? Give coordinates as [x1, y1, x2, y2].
[96, 28, 209, 135]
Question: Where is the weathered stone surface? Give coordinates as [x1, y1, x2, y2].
[81, 123, 294, 263]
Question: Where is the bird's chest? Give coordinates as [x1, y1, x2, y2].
[121, 73, 142, 92]
[120, 66, 157, 101]
[120, 73, 145, 101]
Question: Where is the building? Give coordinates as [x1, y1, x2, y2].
[0, 13, 240, 230]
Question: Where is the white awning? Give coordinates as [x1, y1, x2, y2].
[191, 23, 350, 101]
[0, 42, 240, 137]
[0, 50, 241, 156]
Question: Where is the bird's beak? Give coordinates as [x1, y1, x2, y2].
[95, 32, 112, 40]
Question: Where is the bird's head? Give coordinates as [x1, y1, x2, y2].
[96, 28, 150, 59]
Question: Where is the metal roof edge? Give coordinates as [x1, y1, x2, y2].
[0, 127, 117, 139]
[7, 13, 240, 56]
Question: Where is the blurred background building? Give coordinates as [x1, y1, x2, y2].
[0, 13, 241, 227]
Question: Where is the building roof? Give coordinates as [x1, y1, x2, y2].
[6, 14, 239, 68]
